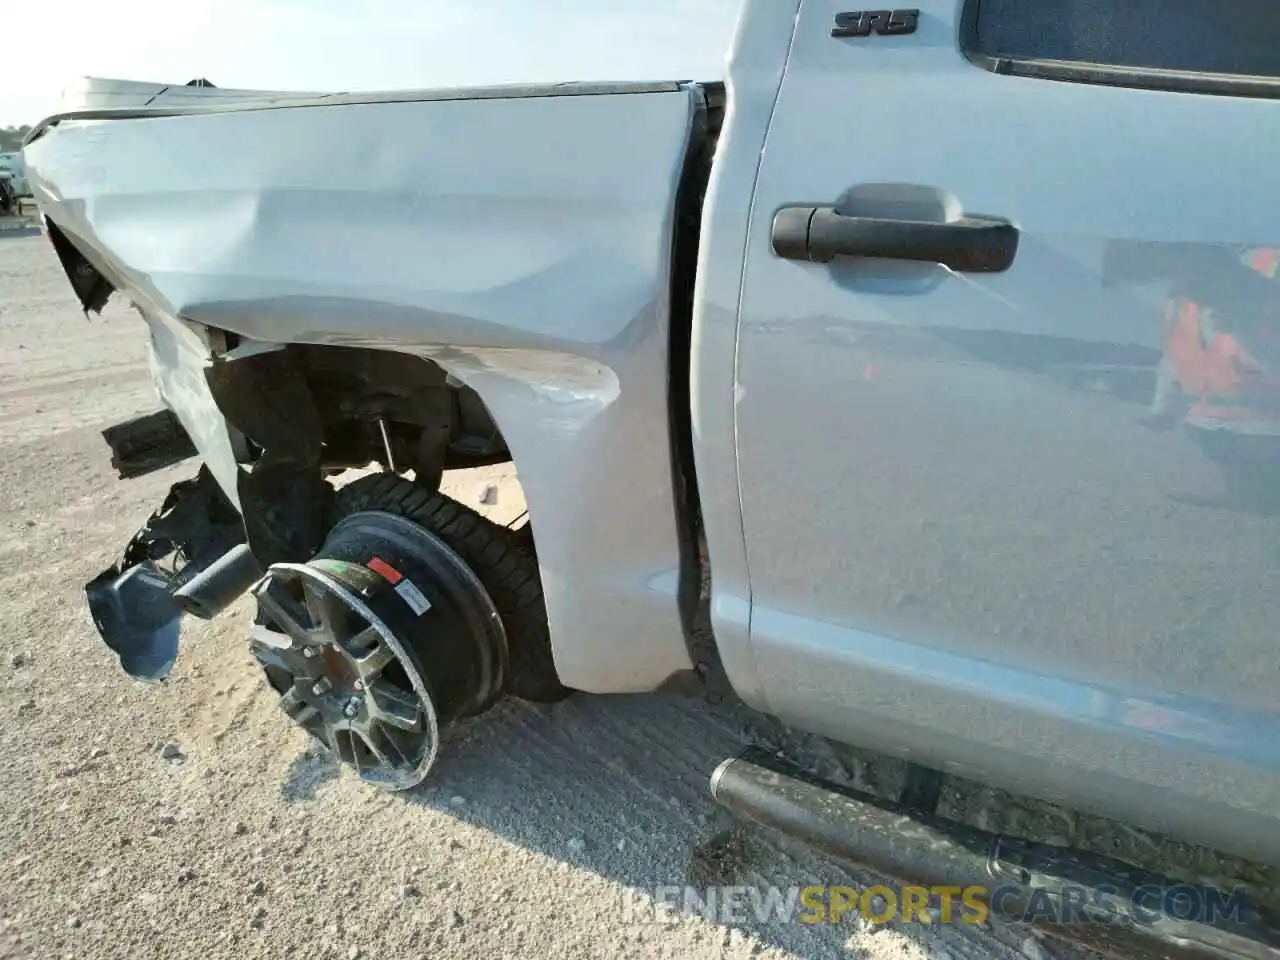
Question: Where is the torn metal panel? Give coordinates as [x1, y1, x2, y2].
[45, 220, 114, 314]
[141, 301, 245, 510]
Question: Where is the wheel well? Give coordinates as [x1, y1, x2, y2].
[213, 342, 511, 481]
[203, 341, 519, 568]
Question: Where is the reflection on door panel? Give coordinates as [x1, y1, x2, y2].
[1109, 241, 1280, 510]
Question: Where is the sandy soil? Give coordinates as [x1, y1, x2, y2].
[0, 232, 1075, 960]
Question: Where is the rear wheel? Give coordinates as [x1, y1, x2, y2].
[250, 473, 568, 790]
[330, 473, 568, 704]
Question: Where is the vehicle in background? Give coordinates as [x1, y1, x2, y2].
[0, 152, 31, 197]
[21, 3, 1280, 957]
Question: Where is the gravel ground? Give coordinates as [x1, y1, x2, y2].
[0, 231, 1080, 960]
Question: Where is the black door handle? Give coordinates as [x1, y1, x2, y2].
[772, 205, 1019, 273]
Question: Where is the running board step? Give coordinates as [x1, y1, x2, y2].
[710, 748, 1279, 960]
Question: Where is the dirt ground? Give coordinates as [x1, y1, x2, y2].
[0, 231, 1076, 960]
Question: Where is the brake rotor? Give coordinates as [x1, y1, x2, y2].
[250, 511, 508, 790]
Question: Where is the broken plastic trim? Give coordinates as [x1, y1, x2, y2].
[86, 563, 182, 681]
[85, 468, 255, 680]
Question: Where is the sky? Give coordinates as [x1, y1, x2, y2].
[0, 0, 744, 126]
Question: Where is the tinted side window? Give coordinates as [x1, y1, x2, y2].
[964, 0, 1280, 93]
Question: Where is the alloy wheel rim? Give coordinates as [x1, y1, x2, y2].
[250, 562, 440, 790]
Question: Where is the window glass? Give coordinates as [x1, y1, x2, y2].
[968, 0, 1280, 79]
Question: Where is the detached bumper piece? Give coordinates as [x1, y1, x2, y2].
[101, 409, 197, 479]
[711, 749, 1280, 960]
[86, 564, 183, 683]
[86, 467, 261, 681]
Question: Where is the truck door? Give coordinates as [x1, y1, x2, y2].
[732, 0, 1280, 862]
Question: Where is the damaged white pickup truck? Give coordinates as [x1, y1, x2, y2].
[21, 2, 1280, 957]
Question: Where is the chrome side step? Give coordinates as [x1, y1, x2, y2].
[711, 748, 1279, 960]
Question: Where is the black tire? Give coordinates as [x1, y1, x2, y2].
[331, 473, 570, 703]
